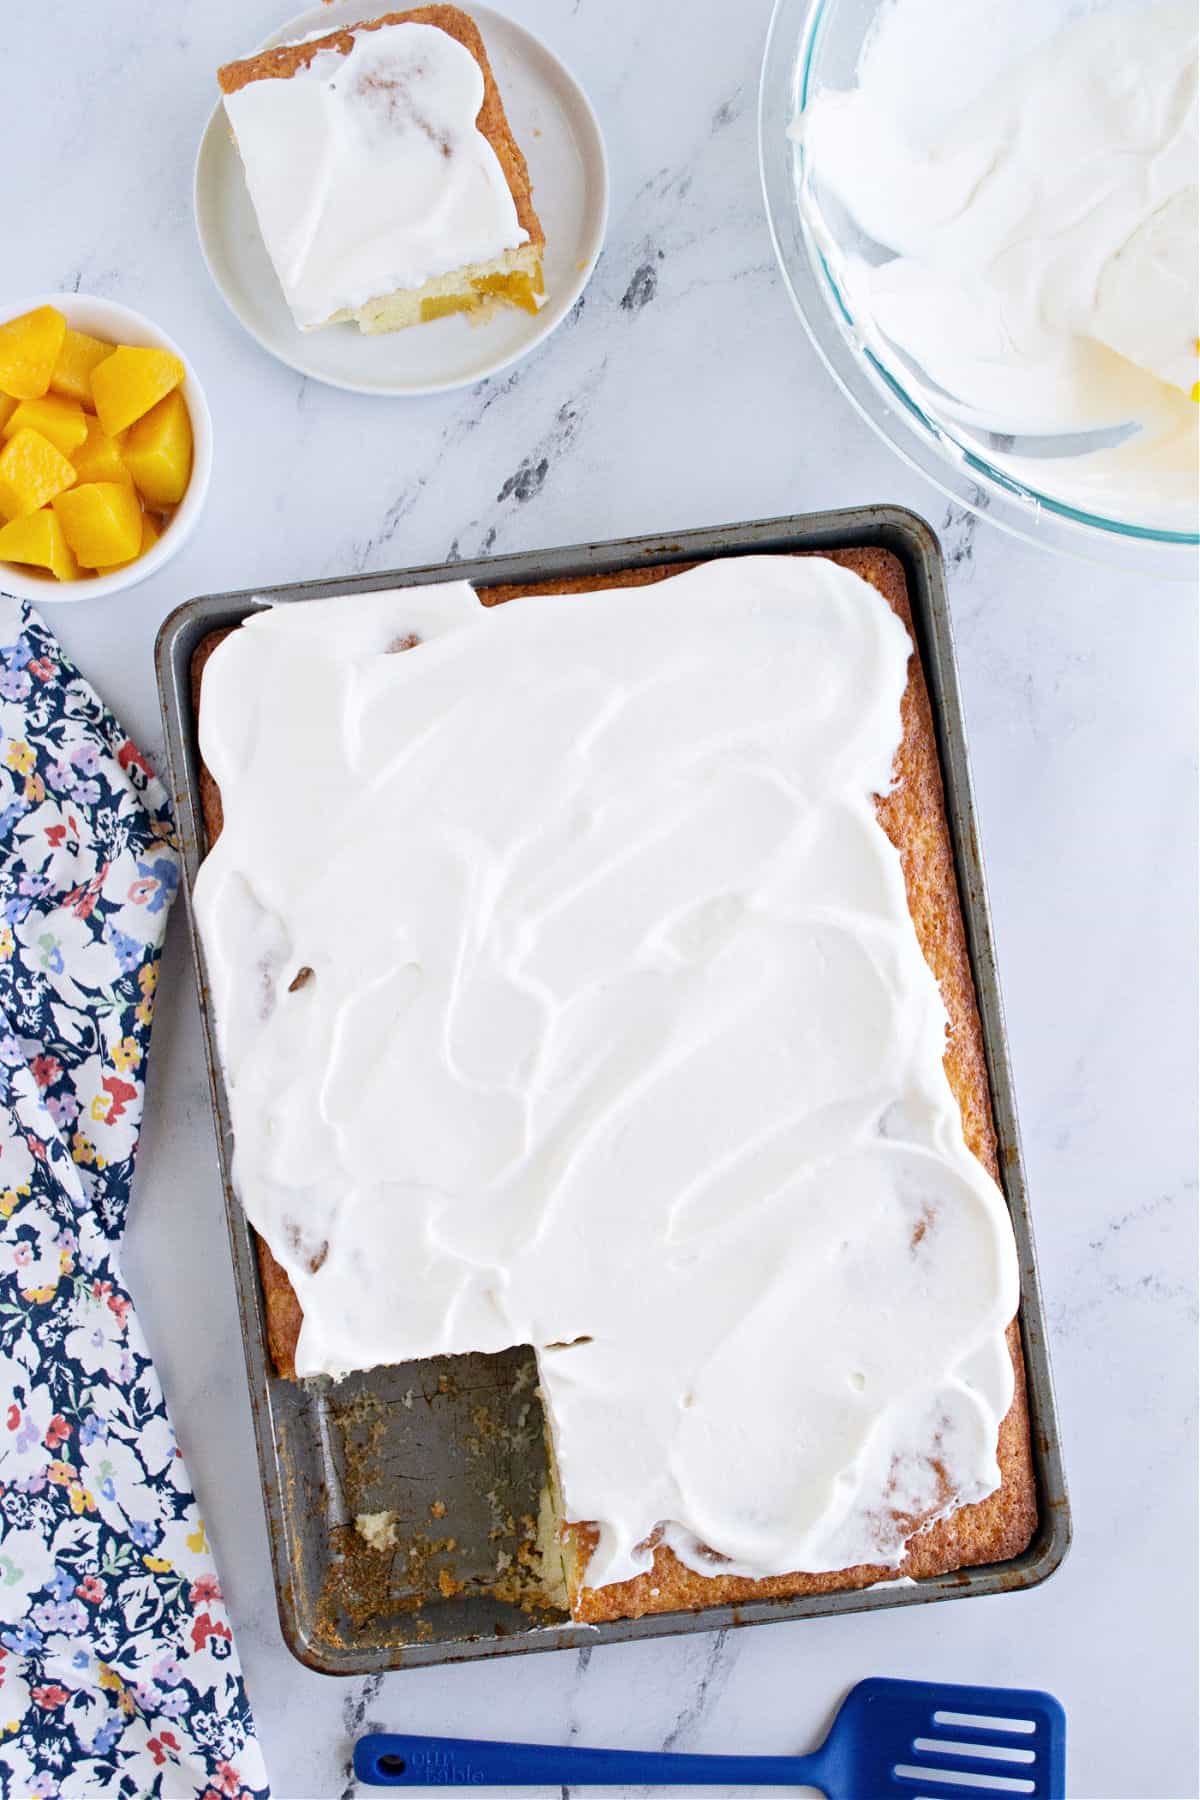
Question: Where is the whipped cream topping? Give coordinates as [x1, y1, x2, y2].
[797, 1, 1199, 533]
[194, 558, 1019, 1587]
[224, 21, 528, 329]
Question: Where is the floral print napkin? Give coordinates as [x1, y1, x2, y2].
[0, 601, 268, 1800]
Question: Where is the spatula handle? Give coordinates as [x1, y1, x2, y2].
[355, 1732, 825, 1788]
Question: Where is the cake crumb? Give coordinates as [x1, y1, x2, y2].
[355, 1509, 398, 1551]
[430, 1499, 447, 1519]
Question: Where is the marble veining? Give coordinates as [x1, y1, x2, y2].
[619, 256, 661, 312]
[339, 1676, 385, 1800]
[7, 0, 1196, 1795]
[939, 495, 984, 576]
[659, 1631, 735, 1753]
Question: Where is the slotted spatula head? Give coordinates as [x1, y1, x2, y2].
[816, 1678, 1066, 1800]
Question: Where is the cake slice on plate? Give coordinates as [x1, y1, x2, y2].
[218, 6, 545, 334]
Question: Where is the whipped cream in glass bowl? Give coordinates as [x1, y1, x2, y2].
[760, 0, 1200, 570]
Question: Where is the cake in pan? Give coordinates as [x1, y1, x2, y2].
[218, 6, 544, 334]
[190, 549, 1036, 1623]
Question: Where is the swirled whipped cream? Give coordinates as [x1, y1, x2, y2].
[223, 21, 528, 329]
[797, 0, 1199, 533]
[194, 558, 1019, 1587]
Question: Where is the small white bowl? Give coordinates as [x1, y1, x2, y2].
[0, 293, 213, 604]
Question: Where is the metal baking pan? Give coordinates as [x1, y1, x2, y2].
[155, 506, 1070, 1674]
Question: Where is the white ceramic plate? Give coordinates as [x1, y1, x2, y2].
[195, 2, 608, 395]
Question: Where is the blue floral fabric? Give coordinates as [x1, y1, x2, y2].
[0, 601, 268, 1800]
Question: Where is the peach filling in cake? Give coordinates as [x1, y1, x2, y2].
[420, 265, 545, 322]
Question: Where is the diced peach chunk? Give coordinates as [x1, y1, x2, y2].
[50, 328, 114, 405]
[107, 510, 161, 572]
[2, 395, 88, 458]
[0, 429, 78, 520]
[0, 507, 80, 581]
[122, 390, 192, 506]
[420, 293, 478, 322]
[72, 418, 131, 486]
[53, 481, 142, 568]
[91, 346, 185, 438]
[472, 271, 541, 314]
[0, 306, 67, 400]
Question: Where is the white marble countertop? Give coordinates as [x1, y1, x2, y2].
[9, 1, 1198, 1796]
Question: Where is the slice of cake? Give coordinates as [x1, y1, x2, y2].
[218, 6, 545, 334]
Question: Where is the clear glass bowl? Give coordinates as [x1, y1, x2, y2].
[758, 0, 1199, 574]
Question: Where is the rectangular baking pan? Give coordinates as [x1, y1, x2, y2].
[155, 506, 1070, 1673]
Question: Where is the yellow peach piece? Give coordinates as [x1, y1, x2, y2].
[0, 306, 67, 400]
[50, 329, 114, 406]
[53, 482, 142, 568]
[122, 391, 192, 507]
[90, 346, 185, 438]
[72, 418, 131, 487]
[0, 508, 81, 581]
[0, 395, 16, 433]
[0, 430, 78, 520]
[2, 395, 89, 459]
[107, 510, 161, 572]
[472, 271, 540, 314]
[420, 293, 479, 322]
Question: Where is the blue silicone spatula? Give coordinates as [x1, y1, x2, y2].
[355, 1676, 1066, 1796]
